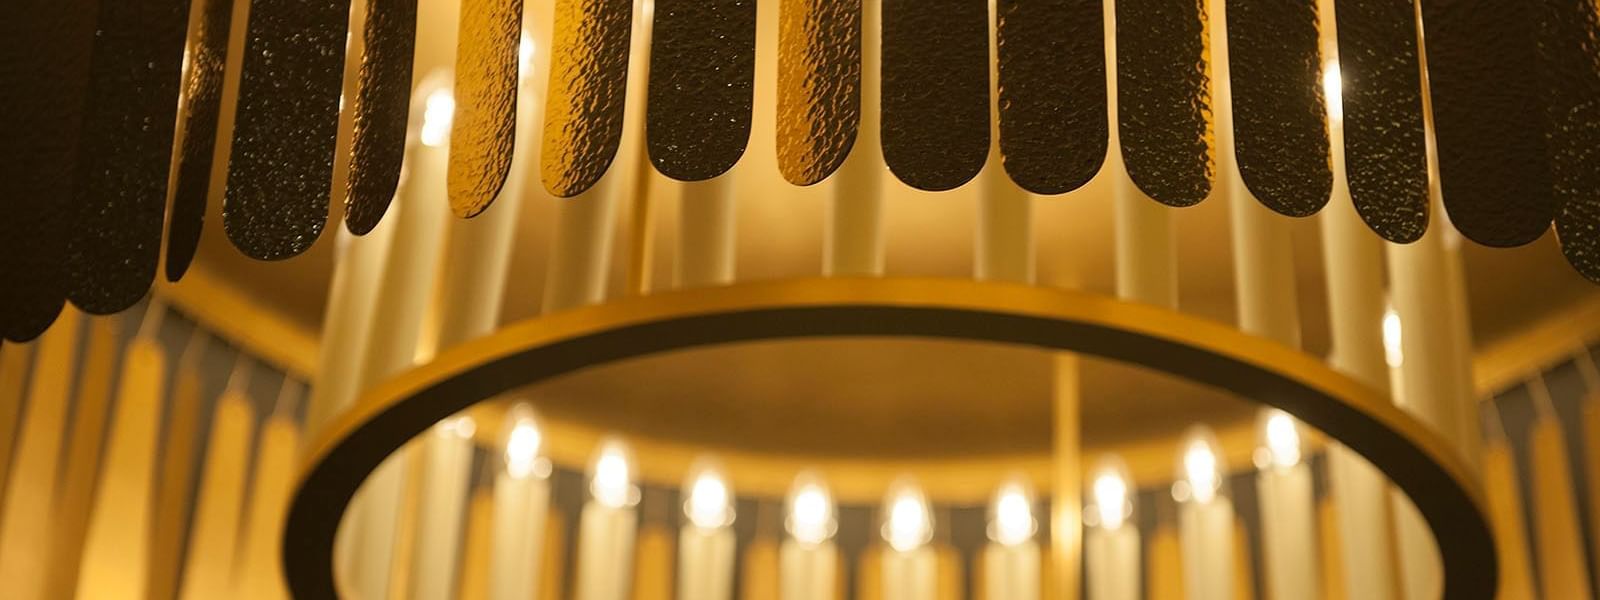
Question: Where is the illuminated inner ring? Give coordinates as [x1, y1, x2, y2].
[285, 277, 1495, 599]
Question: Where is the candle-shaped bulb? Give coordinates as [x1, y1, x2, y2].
[519, 32, 537, 81]
[435, 415, 476, 439]
[589, 439, 636, 509]
[1323, 61, 1343, 121]
[1089, 456, 1133, 531]
[1382, 306, 1404, 368]
[684, 464, 734, 529]
[786, 472, 837, 546]
[989, 478, 1037, 546]
[503, 405, 546, 479]
[421, 88, 455, 147]
[1257, 409, 1302, 469]
[1175, 427, 1224, 504]
[882, 479, 933, 553]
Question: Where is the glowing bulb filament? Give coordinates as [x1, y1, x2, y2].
[1184, 439, 1220, 504]
[1093, 473, 1129, 531]
[883, 484, 932, 553]
[686, 470, 733, 529]
[590, 442, 634, 509]
[991, 481, 1036, 546]
[1383, 307, 1404, 368]
[420, 89, 455, 147]
[504, 418, 543, 479]
[1263, 410, 1302, 469]
[786, 478, 836, 546]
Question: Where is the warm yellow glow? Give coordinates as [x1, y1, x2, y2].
[519, 32, 537, 81]
[1177, 428, 1222, 504]
[1323, 61, 1343, 122]
[685, 466, 734, 529]
[785, 472, 836, 546]
[1260, 409, 1302, 469]
[882, 479, 933, 553]
[420, 88, 455, 147]
[1092, 468, 1130, 531]
[589, 440, 635, 509]
[1383, 306, 1404, 368]
[503, 407, 545, 480]
[435, 415, 476, 439]
[989, 479, 1036, 546]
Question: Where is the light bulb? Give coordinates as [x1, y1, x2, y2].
[1323, 61, 1343, 122]
[882, 479, 932, 553]
[589, 439, 635, 509]
[1179, 428, 1223, 505]
[1091, 461, 1131, 531]
[519, 33, 537, 81]
[989, 479, 1036, 546]
[685, 465, 733, 529]
[1383, 306, 1404, 368]
[420, 88, 455, 147]
[1261, 409, 1302, 469]
[435, 415, 476, 439]
[503, 406, 544, 479]
[785, 472, 836, 546]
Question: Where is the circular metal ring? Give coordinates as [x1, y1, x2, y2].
[286, 277, 1495, 599]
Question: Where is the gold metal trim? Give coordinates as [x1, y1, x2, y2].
[285, 277, 1495, 599]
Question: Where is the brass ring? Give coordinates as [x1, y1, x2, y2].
[285, 277, 1495, 599]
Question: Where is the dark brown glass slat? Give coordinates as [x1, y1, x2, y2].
[344, 0, 418, 234]
[0, 0, 98, 340]
[224, 0, 352, 259]
[1540, 0, 1600, 282]
[166, 0, 236, 281]
[1332, 0, 1428, 243]
[1225, 0, 1330, 217]
[542, 0, 633, 198]
[1422, 0, 1553, 247]
[996, 0, 1106, 195]
[66, 0, 191, 314]
[775, 0, 860, 186]
[880, 0, 989, 192]
[1116, 0, 1214, 207]
[647, 0, 757, 181]
[448, 0, 524, 217]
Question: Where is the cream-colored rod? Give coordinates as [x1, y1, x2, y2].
[1105, 0, 1176, 308]
[0, 308, 83, 599]
[76, 320, 169, 599]
[1481, 411, 1536, 600]
[677, 175, 738, 288]
[304, 222, 397, 438]
[407, 418, 478, 600]
[456, 484, 497, 600]
[1255, 418, 1320, 600]
[231, 384, 304, 600]
[1527, 379, 1595, 600]
[976, 152, 1033, 284]
[147, 337, 207, 600]
[348, 87, 454, 600]
[825, 0, 885, 277]
[177, 390, 255, 600]
[41, 315, 122, 600]
[1316, 28, 1398, 595]
[490, 454, 551, 600]
[0, 340, 32, 513]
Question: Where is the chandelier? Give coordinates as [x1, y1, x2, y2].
[9, 0, 1593, 599]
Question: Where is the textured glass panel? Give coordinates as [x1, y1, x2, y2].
[1541, 0, 1600, 281]
[1117, 0, 1214, 207]
[65, 0, 189, 313]
[345, 0, 419, 234]
[224, 0, 350, 259]
[880, 0, 989, 192]
[0, 0, 97, 340]
[996, 0, 1106, 195]
[1226, 0, 1330, 217]
[541, 0, 633, 197]
[167, 0, 236, 281]
[648, 0, 757, 182]
[776, 0, 860, 186]
[1423, 0, 1553, 247]
[449, 0, 524, 217]
[1333, 0, 1428, 243]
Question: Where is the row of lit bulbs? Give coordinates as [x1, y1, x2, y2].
[434, 403, 1308, 551]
